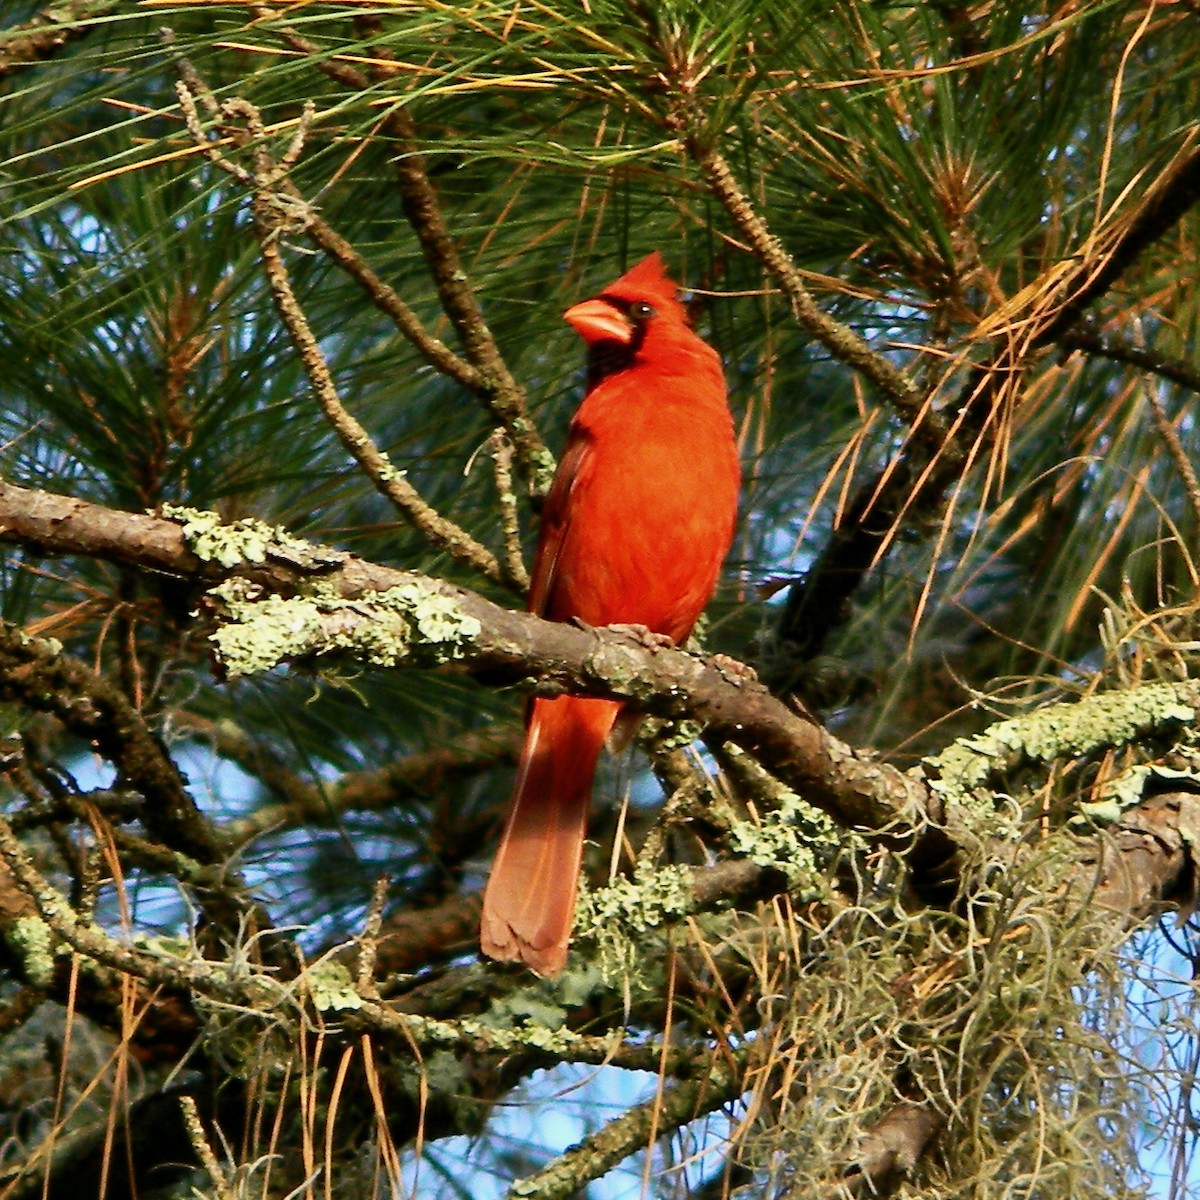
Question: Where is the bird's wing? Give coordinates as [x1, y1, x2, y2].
[527, 424, 593, 620]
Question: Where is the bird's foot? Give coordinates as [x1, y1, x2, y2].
[606, 623, 676, 650]
[711, 653, 758, 683]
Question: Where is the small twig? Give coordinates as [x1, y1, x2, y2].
[244, 4, 553, 496]
[176, 83, 506, 585]
[357, 874, 390, 999]
[680, 120, 927, 432]
[488, 428, 530, 591]
[502, 1053, 749, 1200]
[0, 810, 243, 1001]
[1143, 385, 1200, 532]
[1061, 324, 1200, 395]
[164, 33, 509, 435]
[178, 1095, 235, 1200]
[296, 196, 488, 392]
[0, 622, 218, 868]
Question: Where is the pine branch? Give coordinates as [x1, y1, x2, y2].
[243, 4, 553, 495]
[1060, 324, 1200, 395]
[174, 83, 509, 586]
[0, 481, 938, 846]
[0, 0, 118, 78]
[773, 136, 1200, 670]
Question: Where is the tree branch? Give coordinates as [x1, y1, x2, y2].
[0, 0, 119, 79]
[174, 83, 509, 587]
[1060, 324, 1200, 395]
[244, 4, 553, 494]
[773, 136, 1200, 670]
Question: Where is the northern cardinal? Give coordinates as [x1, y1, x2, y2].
[479, 252, 740, 976]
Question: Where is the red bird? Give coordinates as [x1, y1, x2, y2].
[480, 252, 740, 976]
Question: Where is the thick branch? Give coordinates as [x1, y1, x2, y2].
[0, 479, 936, 843]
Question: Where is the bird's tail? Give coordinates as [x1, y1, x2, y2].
[481, 695, 619, 976]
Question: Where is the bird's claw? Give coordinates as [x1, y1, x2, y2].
[607, 622, 676, 650]
[712, 653, 758, 683]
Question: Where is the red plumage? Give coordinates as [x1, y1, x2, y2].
[480, 252, 740, 976]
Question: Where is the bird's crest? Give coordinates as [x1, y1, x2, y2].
[605, 251, 689, 323]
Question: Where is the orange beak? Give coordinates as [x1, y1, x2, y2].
[564, 298, 632, 345]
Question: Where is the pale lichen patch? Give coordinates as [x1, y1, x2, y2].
[725, 788, 838, 890]
[304, 959, 363, 1012]
[925, 682, 1196, 813]
[206, 579, 481, 678]
[8, 914, 55, 987]
[162, 504, 339, 570]
[1074, 763, 1200, 827]
[575, 862, 694, 984]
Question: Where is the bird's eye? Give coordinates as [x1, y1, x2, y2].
[629, 300, 655, 321]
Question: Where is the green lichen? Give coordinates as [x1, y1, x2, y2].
[1074, 763, 1200, 828]
[305, 959, 363, 1012]
[400, 1003, 617, 1057]
[209, 592, 329, 676]
[8, 914, 55, 987]
[925, 681, 1195, 809]
[574, 862, 695, 983]
[377, 583, 482, 648]
[725, 789, 839, 891]
[717, 744, 845, 887]
[651, 718, 704, 753]
[163, 504, 335, 569]
[529, 445, 558, 499]
[207, 580, 481, 678]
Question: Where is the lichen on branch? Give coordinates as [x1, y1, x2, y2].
[208, 579, 483, 678]
[925, 681, 1197, 809]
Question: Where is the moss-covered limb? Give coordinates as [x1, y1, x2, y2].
[9, 485, 1200, 880]
[1071, 790, 1200, 927]
[0, 485, 943, 849]
[575, 854, 806, 984]
[506, 1053, 748, 1200]
[924, 681, 1196, 811]
[207, 579, 483, 677]
[841, 1100, 945, 1198]
[346, 992, 696, 1074]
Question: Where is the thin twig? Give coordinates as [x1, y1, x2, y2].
[502, 1053, 748, 1200]
[178, 1096, 235, 1200]
[357, 874, 390, 998]
[1061, 324, 1200, 395]
[1143, 385, 1200, 532]
[681, 124, 927, 430]
[176, 83, 506, 584]
[489, 428, 530, 591]
[245, 4, 553, 495]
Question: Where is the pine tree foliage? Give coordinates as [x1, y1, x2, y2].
[0, 1, 1199, 1196]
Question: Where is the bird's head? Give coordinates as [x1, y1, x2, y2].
[564, 252, 692, 383]
[563, 251, 689, 345]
